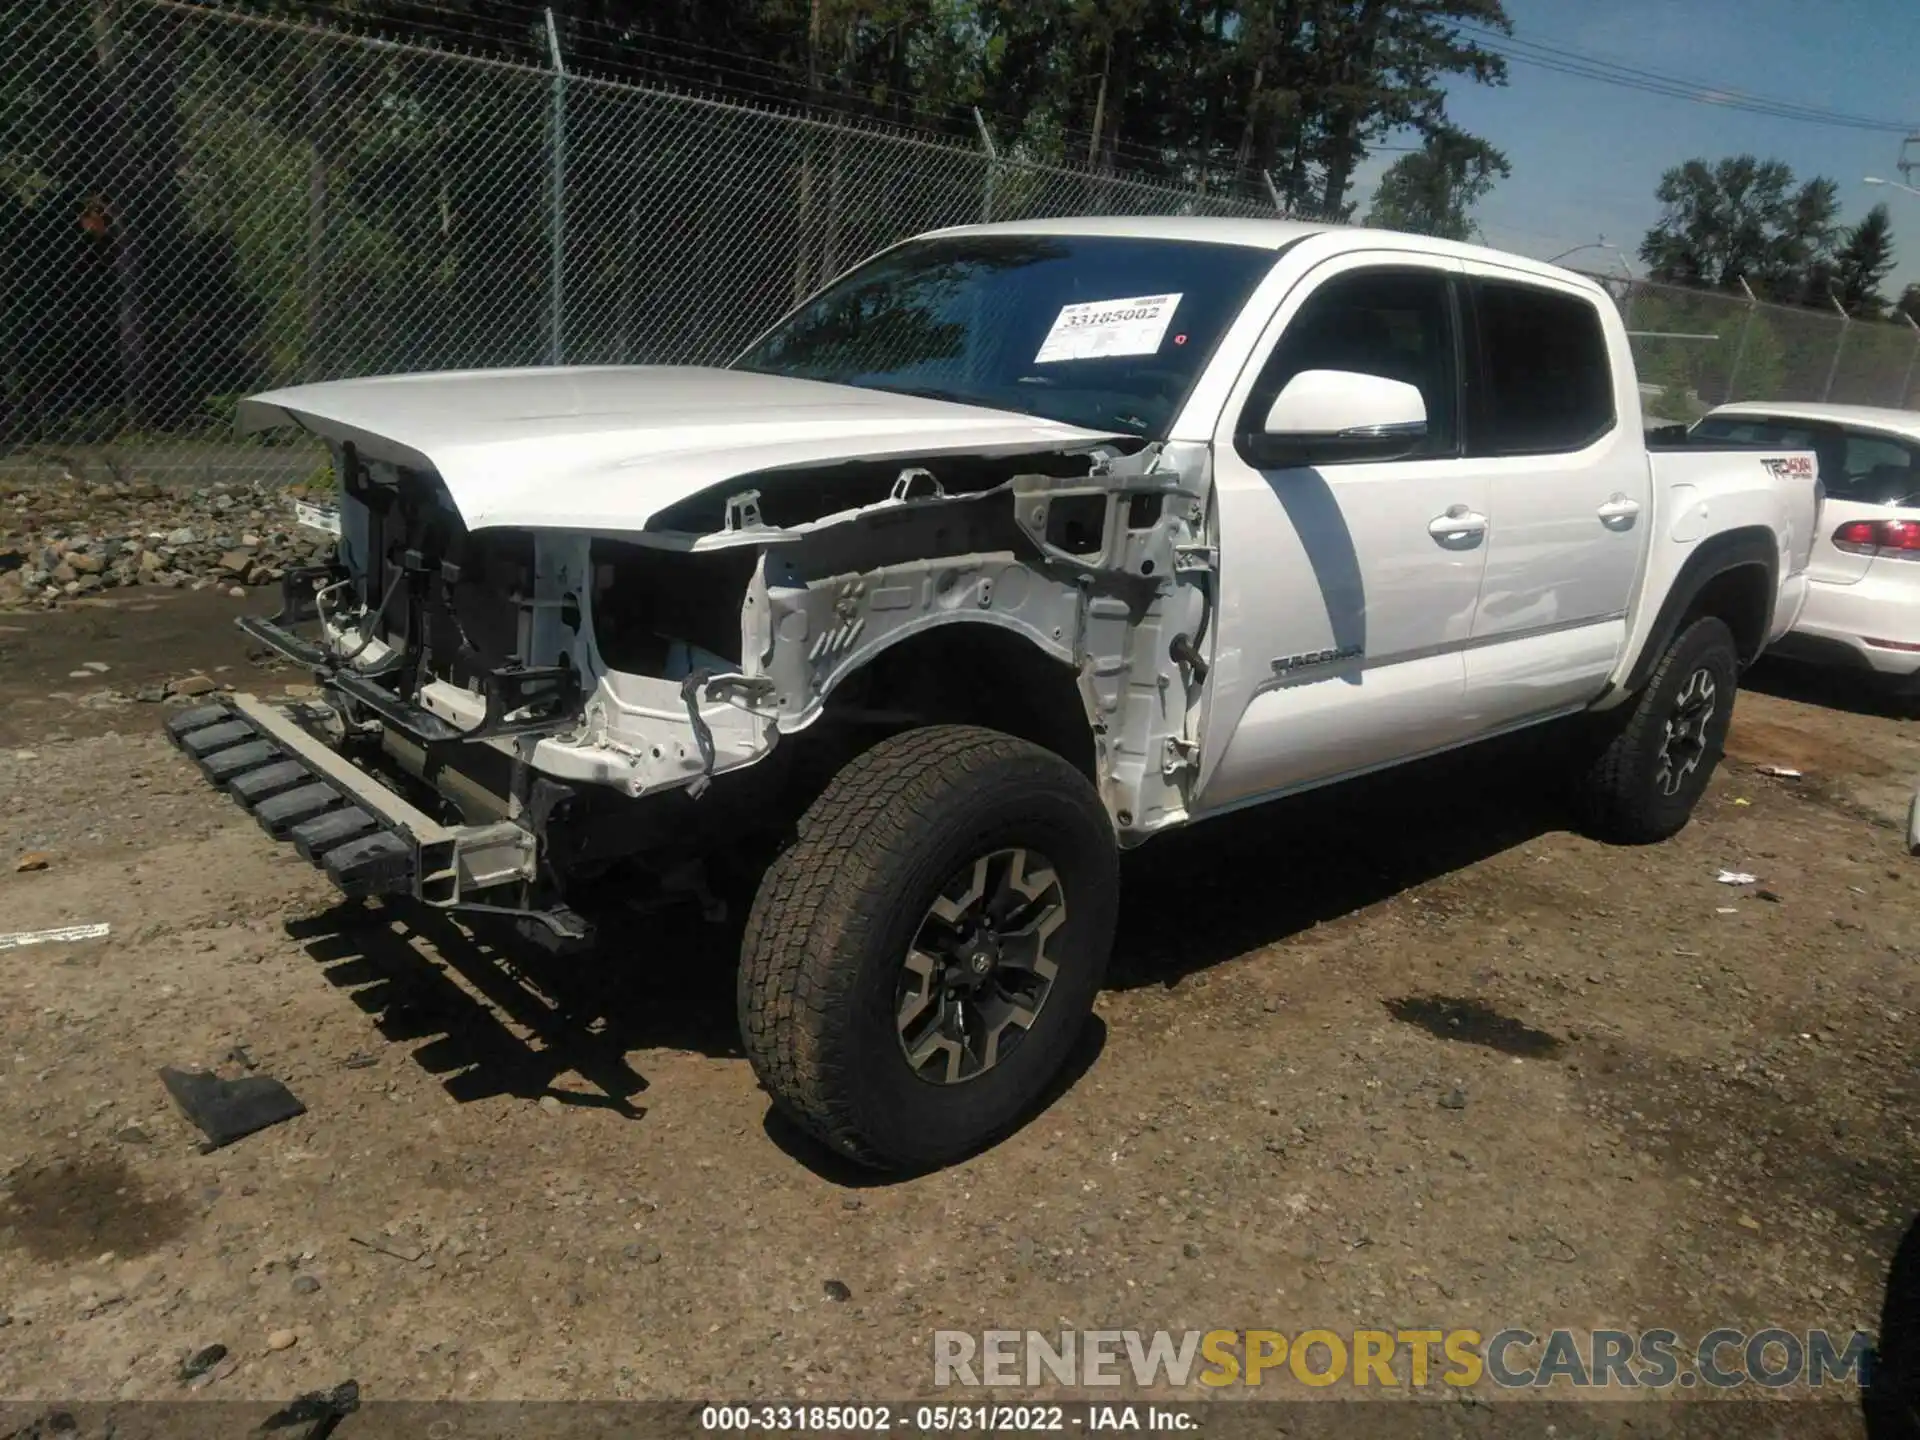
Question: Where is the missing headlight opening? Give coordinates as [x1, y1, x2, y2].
[590, 542, 755, 679]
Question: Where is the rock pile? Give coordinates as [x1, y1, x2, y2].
[0, 476, 335, 610]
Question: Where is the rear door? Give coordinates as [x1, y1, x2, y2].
[1457, 266, 1649, 723]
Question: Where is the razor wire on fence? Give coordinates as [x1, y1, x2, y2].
[4, 0, 1918, 482]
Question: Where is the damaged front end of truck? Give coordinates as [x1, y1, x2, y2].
[171, 391, 1217, 947]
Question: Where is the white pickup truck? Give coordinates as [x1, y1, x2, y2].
[169, 217, 1817, 1169]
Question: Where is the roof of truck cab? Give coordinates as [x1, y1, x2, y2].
[920, 215, 1612, 289]
[923, 215, 1328, 250]
[1709, 401, 1920, 440]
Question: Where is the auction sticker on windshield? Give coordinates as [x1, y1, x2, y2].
[1034, 293, 1182, 363]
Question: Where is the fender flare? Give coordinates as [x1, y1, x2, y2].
[1619, 526, 1779, 697]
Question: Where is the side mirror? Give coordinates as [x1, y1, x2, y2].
[1244, 368, 1428, 467]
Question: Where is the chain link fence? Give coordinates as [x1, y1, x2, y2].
[1, 0, 1283, 481]
[1575, 273, 1920, 425]
[5, 0, 1918, 485]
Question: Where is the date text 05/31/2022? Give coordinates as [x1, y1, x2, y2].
[698, 1405, 1195, 1432]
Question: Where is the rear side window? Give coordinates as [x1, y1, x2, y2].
[1838, 431, 1920, 504]
[1471, 280, 1615, 455]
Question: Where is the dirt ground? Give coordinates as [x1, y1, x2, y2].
[1, 585, 1917, 1426]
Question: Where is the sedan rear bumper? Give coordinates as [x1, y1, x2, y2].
[1781, 570, 1920, 677]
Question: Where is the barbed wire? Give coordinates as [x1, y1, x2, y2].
[171, 0, 1261, 186]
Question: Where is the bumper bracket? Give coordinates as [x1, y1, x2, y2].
[166, 694, 542, 907]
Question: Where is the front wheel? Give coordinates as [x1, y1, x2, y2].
[738, 725, 1119, 1170]
[1571, 615, 1740, 844]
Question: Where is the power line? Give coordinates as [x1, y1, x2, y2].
[1457, 22, 1920, 135]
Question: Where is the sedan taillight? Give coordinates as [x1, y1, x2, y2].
[1832, 518, 1920, 559]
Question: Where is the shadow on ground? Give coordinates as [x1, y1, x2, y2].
[1745, 656, 1916, 723]
[288, 896, 742, 1116]
[284, 726, 1581, 1126]
[1867, 1209, 1920, 1440]
[1107, 725, 1577, 989]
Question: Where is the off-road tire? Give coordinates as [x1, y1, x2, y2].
[737, 725, 1118, 1170]
[1572, 615, 1740, 844]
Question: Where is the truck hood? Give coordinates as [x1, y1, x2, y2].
[236, 366, 1120, 533]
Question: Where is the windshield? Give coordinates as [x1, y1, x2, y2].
[732, 234, 1280, 439]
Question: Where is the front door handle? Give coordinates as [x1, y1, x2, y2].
[1597, 493, 1642, 527]
[1428, 505, 1488, 548]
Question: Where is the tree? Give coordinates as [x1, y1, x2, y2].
[1832, 203, 1897, 318]
[1899, 282, 1920, 326]
[958, 0, 1513, 214]
[1306, 0, 1512, 218]
[1638, 156, 1840, 302]
[1364, 128, 1508, 240]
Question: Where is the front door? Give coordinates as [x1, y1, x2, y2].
[1195, 255, 1492, 812]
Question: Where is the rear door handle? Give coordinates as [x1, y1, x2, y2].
[1428, 505, 1488, 548]
[1597, 493, 1642, 527]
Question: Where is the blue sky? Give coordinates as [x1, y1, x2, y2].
[1352, 0, 1920, 295]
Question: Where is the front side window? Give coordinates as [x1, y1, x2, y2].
[1240, 266, 1459, 459]
[733, 234, 1279, 439]
[1472, 280, 1615, 455]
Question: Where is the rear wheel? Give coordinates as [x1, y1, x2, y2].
[1572, 616, 1740, 844]
[738, 725, 1118, 1170]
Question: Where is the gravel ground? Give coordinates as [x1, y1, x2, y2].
[0, 585, 1916, 1431]
[1, 468, 334, 610]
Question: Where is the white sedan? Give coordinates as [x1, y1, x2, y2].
[1693, 401, 1920, 694]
